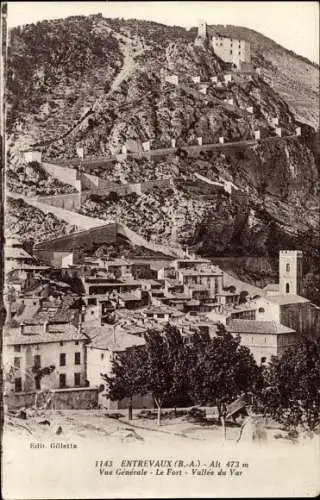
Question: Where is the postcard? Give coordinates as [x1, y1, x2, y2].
[1, 1, 320, 498]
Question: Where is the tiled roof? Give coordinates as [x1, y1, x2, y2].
[4, 324, 86, 345]
[84, 325, 145, 351]
[222, 272, 263, 296]
[168, 293, 190, 300]
[179, 268, 223, 276]
[177, 258, 211, 264]
[104, 259, 131, 266]
[145, 305, 173, 315]
[268, 295, 310, 306]
[165, 279, 182, 287]
[120, 293, 141, 302]
[12, 264, 50, 270]
[188, 285, 209, 290]
[263, 283, 279, 292]
[227, 319, 295, 335]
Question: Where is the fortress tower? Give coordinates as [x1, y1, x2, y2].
[279, 250, 303, 296]
[197, 20, 207, 39]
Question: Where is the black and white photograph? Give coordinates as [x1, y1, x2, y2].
[1, 1, 319, 498]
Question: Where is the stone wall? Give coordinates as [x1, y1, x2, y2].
[5, 387, 99, 410]
[280, 302, 320, 337]
[34, 224, 119, 260]
[81, 178, 173, 199]
[36, 193, 81, 210]
[42, 162, 81, 191]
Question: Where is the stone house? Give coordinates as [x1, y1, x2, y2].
[211, 35, 251, 70]
[226, 319, 297, 363]
[84, 324, 152, 409]
[4, 322, 88, 393]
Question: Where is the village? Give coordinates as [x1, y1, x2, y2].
[3, 22, 320, 446]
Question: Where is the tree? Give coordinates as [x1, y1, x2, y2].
[103, 346, 148, 420]
[144, 328, 187, 425]
[188, 324, 260, 422]
[239, 290, 249, 304]
[261, 337, 320, 431]
[104, 324, 190, 425]
[161, 324, 190, 410]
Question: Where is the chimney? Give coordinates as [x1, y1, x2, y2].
[19, 323, 25, 335]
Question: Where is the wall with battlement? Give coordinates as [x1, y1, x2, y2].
[34, 224, 119, 261]
[42, 162, 81, 191]
[36, 193, 81, 210]
[34, 222, 183, 262]
[81, 178, 173, 200]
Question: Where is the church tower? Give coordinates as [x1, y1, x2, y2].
[279, 250, 303, 296]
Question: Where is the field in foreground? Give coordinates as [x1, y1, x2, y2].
[3, 410, 320, 499]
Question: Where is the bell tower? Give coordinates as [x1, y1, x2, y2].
[279, 250, 303, 296]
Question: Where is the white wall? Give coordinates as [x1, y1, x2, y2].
[86, 346, 113, 388]
[279, 250, 303, 295]
[237, 332, 277, 363]
[42, 162, 80, 191]
[5, 340, 86, 392]
[24, 151, 42, 163]
[253, 297, 280, 323]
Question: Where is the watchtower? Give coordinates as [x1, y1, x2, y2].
[197, 20, 207, 39]
[279, 250, 303, 296]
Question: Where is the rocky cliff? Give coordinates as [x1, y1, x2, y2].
[6, 15, 320, 300]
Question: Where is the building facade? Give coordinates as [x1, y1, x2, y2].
[4, 323, 87, 393]
[212, 35, 251, 70]
[227, 319, 297, 363]
[279, 250, 303, 296]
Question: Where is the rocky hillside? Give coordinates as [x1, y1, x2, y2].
[6, 197, 78, 243]
[6, 15, 320, 299]
[206, 24, 319, 128]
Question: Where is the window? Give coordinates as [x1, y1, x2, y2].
[75, 352, 81, 365]
[14, 357, 21, 369]
[286, 283, 290, 294]
[33, 355, 41, 369]
[75, 341, 79, 346]
[60, 342, 64, 347]
[35, 377, 41, 390]
[261, 357, 267, 364]
[59, 374, 66, 388]
[101, 353, 104, 360]
[264, 337, 267, 343]
[60, 353, 66, 366]
[14, 377, 22, 392]
[230, 49, 233, 54]
[286, 263, 290, 272]
[14, 345, 21, 353]
[258, 307, 265, 313]
[74, 373, 81, 386]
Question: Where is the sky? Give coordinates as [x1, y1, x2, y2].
[6, 1, 320, 64]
